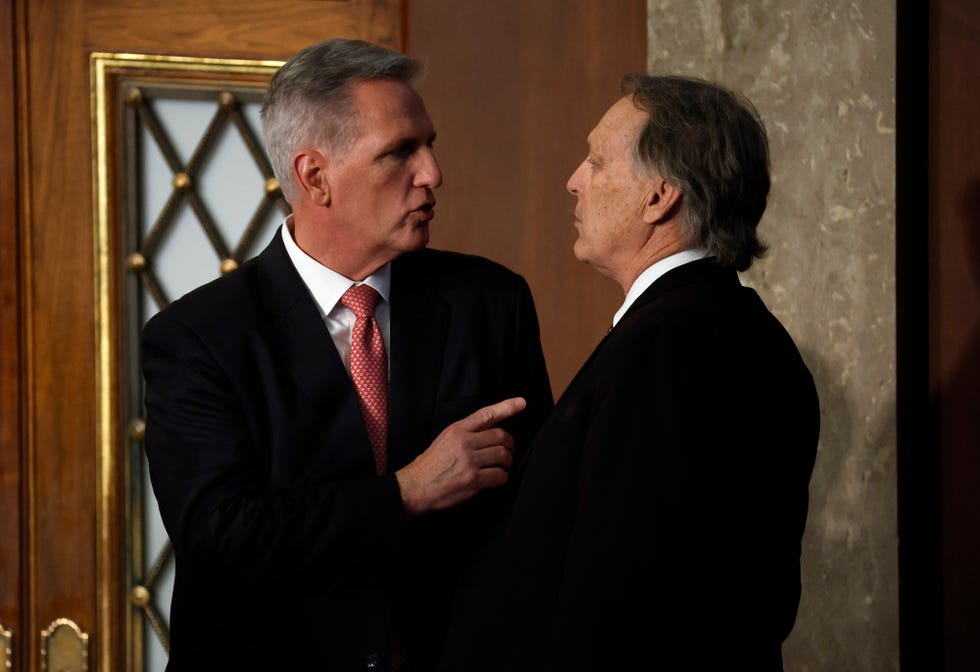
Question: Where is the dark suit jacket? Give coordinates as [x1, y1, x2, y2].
[441, 258, 819, 672]
[141, 231, 553, 671]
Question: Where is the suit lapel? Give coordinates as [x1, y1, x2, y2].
[387, 252, 450, 469]
[256, 230, 373, 471]
[257, 230, 345, 393]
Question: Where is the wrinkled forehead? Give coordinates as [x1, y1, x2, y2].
[346, 78, 435, 145]
[587, 96, 646, 153]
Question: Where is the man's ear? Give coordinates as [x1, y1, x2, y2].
[641, 176, 681, 225]
[294, 150, 331, 206]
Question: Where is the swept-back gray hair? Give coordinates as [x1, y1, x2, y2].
[622, 74, 770, 271]
[261, 39, 422, 203]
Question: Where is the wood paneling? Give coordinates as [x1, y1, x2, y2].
[82, 0, 403, 59]
[901, 2, 980, 669]
[408, 0, 648, 396]
[0, 0, 24, 667]
[931, 1, 980, 669]
[26, 5, 97, 642]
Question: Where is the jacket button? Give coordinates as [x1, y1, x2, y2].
[364, 651, 382, 669]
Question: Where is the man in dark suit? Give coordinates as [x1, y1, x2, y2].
[141, 39, 553, 671]
[441, 75, 820, 671]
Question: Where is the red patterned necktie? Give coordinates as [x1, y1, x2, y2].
[339, 284, 388, 474]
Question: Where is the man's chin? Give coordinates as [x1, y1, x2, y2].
[416, 224, 430, 248]
[402, 225, 430, 252]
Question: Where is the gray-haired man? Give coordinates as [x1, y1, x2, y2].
[142, 39, 553, 671]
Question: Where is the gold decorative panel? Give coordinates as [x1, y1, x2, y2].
[91, 52, 286, 671]
[40, 619, 88, 672]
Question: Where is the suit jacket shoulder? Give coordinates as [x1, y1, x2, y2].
[143, 230, 307, 342]
[443, 257, 818, 672]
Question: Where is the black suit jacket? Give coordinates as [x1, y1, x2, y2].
[141, 231, 553, 671]
[442, 258, 820, 672]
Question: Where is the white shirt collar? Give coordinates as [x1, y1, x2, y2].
[280, 215, 391, 319]
[612, 248, 710, 327]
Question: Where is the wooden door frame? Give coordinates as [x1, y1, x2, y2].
[0, 0, 25, 668]
[92, 52, 288, 670]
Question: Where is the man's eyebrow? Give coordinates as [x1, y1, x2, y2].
[378, 132, 437, 156]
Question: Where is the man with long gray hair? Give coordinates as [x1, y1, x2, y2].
[442, 74, 819, 671]
[141, 39, 553, 671]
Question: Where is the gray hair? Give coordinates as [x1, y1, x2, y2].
[261, 39, 422, 203]
[621, 74, 770, 271]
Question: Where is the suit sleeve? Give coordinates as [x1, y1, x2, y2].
[141, 311, 407, 597]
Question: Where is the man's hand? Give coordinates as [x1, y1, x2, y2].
[395, 397, 527, 517]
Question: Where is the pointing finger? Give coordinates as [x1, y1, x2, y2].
[457, 397, 527, 432]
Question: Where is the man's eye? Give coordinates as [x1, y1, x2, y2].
[393, 144, 415, 159]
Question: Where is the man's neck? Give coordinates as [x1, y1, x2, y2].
[288, 212, 394, 281]
[616, 229, 692, 294]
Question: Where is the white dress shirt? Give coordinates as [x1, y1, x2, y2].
[280, 216, 391, 375]
[611, 248, 710, 328]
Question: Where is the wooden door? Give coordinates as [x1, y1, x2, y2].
[0, 2, 403, 670]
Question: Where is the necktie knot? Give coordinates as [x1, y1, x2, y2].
[340, 284, 382, 319]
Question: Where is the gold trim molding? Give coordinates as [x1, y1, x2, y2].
[40, 619, 88, 672]
[89, 51, 283, 672]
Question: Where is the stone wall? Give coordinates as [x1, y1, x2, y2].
[646, 1, 898, 669]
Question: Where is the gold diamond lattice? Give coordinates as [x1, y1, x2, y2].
[125, 86, 290, 655]
[130, 537, 173, 652]
[125, 86, 290, 311]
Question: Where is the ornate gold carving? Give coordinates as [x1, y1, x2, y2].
[0, 621, 12, 670]
[136, 540, 175, 653]
[128, 418, 146, 441]
[218, 91, 237, 110]
[126, 252, 147, 272]
[172, 172, 191, 191]
[220, 258, 239, 274]
[40, 619, 88, 672]
[130, 585, 151, 607]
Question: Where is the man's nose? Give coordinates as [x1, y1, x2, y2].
[566, 162, 584, 195]
[416, 147, 443, 188]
